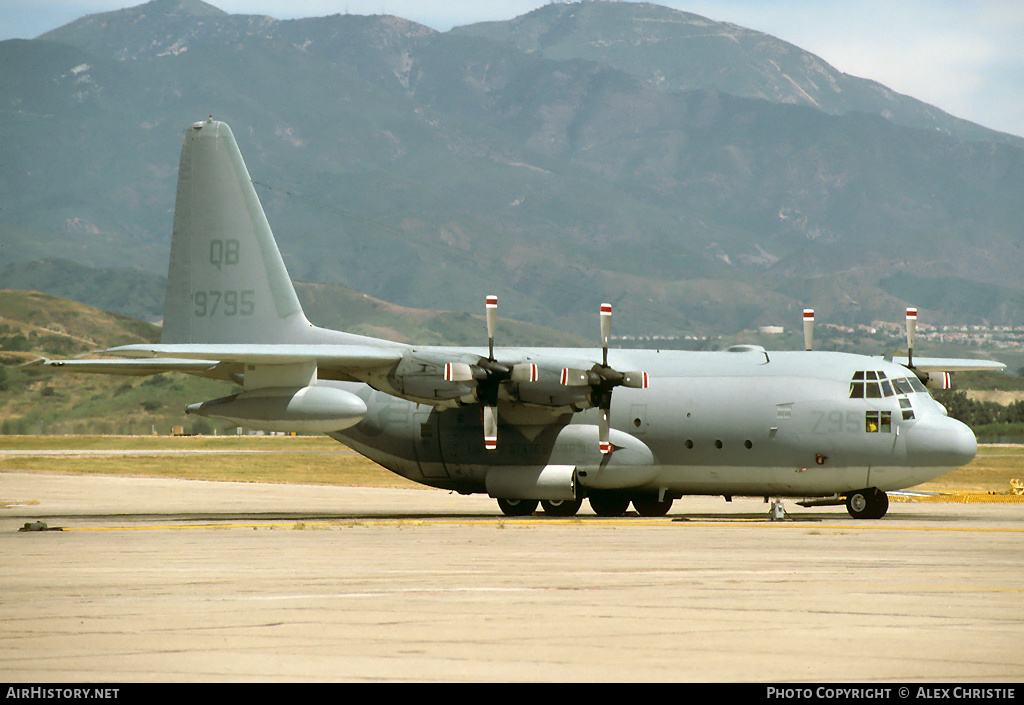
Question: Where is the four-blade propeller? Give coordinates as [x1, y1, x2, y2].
[559, 303, 649, 454]
[450, 297, 649, 453]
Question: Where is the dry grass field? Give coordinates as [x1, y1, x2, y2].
[0, 435, 423, 489]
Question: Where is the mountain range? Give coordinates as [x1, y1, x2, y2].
[2, 0, 1023, 339]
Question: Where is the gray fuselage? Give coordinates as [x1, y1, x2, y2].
[330, 347, 975, 500]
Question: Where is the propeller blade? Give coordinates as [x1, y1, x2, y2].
[620, 370, 649, 389]
[560, 368, 590, 386]
[483, 404, 498, 451]
[803, 309, 814, 351]
[486, 295, 498, 361]
[510, 362, 538, 383]
[444, 362, 475, 383]
[600, 303, 612, 367]
[598, 406, 612, 454]
[906, 307, 917, 368]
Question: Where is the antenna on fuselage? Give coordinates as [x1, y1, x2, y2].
[803, 309, 814, 351]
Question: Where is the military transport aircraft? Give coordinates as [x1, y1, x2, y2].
[28, 119, 1006, 519]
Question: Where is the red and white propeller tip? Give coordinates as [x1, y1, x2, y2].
[483, 405, 497, 450]
[803, 308, 814, 351]
[906, 307, 917, 367]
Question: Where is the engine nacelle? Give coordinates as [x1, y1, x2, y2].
[186, 385, 367, 433]
[508, 375, 593, 410]
[387, 350, 478, 404]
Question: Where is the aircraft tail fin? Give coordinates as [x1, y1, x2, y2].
[162, 119, 355, 346]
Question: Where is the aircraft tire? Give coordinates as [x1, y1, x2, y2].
[588, 490, 630, 517]
[541, 498, 583, 517]
[871, 490, 889, 519]
[497, 498, 538, 517]
[845, 488, 888, 519]
[632, 495, 674, 517]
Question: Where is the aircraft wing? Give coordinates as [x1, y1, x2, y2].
[26, 344, 405, 383]
[891, 356, 1006, 373]
[106, 343, 405, 368]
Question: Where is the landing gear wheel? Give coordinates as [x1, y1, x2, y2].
[588, 491, 630, 517]
[497, 498, 538, 517]
[845, 488, 888, 519]
[541, 498, 583, 517]
[871, 490, 889, 519]
[631, 495, 674, 517]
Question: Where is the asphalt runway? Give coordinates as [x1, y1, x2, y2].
[1, 471, 1022, 682]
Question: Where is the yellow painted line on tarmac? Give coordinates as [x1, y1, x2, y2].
[50, 516, 1024, 533]
[893, 494, 1024, 504]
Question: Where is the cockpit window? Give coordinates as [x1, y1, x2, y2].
[892, 378, 914, 395]
[851, 372, 917, 399]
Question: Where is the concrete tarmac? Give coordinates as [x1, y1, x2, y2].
[1, 471, 1022, 682]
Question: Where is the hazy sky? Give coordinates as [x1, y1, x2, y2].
[3, 0, 1022, 138]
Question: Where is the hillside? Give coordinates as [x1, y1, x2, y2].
[0, 290, 220, 434]
[1, 0, 1023, 338]
[452, 1, 1020, 145]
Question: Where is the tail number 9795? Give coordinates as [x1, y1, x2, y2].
[193, 290, 255, 317]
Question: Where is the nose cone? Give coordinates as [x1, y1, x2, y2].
[905, 415, 977, 468]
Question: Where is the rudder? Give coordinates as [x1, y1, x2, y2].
[162, 118, 314, 344]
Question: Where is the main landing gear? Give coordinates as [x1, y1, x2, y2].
[845, 488, 889, 519]
[495, 498, 538, 517]
[495, 492, 674, 517]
